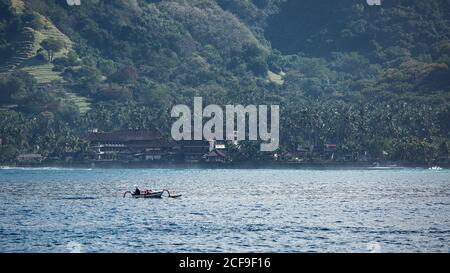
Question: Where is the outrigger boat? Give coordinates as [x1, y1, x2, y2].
[123, 188, 182, 199]
[123, 189, 164, 198]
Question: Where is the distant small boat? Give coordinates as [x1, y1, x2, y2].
[123, 190, 164, 198]
[123, 189, 182, 199]
[429, 166, 443, 170]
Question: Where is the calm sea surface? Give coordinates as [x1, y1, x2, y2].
[0, 167, 449, 253]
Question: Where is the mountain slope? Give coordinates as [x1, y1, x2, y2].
[0, 0, 449, 163]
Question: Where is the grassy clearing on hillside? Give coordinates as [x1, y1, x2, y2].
[20, 62, 62, 84]
[17, 14, 73, 84]
[267, 70, 285, 85]
[61, 92, 92, 114]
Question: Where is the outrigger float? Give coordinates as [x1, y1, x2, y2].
[123, 189, 182, 199]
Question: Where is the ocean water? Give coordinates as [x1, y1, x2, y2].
[0, 167, 449, 253]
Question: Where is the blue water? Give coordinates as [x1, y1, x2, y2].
[0, 167, 449, 253]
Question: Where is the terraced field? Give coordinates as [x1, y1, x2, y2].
[1, 2, 91, 114]
[16, 14, 74, 84]
[1, 1, 73, 79]
[61, 91, 92, 114]
[20, 62, 62, 84]
[0, 27, 36, 73]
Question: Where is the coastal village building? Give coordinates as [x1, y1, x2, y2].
[85, 130, 228, 163]
[204, 149, 227, 163]
[177, 140, 210, 163]
[204, 139, 229, 163]
[17, 154, 44, 163]
[85, 130, 176, 162]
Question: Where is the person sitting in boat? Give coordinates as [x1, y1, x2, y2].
[133, 185, 141, 195]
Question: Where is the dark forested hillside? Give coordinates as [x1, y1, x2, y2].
[0, 0, 449, 164]
[267, 0, 450, 55]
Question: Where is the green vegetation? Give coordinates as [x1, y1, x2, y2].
[20, 62, 62, 83]
[0, 0, 449, 165]
[40, 37, 65, 62]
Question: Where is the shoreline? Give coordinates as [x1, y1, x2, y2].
[1, 161, 448, 170]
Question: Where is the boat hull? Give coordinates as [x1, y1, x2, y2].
[132, 191, 164, 198]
